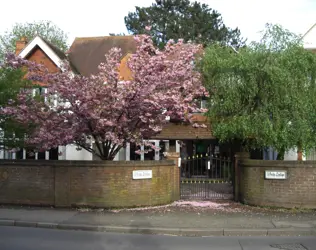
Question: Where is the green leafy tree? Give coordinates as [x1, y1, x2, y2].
[0, 20, 68, 60]
[0, 66, 32, 150]
[124, 0, 245, 48]
[201, 24, 316, 160]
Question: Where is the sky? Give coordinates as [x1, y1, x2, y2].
[0, 0, 315, 45]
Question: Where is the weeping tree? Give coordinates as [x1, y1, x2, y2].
[201, 24, 316, 160]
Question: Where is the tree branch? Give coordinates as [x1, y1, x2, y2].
[75, 141, 103, 160]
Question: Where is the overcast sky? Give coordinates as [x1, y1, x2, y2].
[0, 0, 315, 45]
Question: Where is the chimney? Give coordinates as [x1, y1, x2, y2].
[15, 36, 28, 55]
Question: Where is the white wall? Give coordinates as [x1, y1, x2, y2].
[284, 148, 306, 161]
[59, 144, 93, 161]
[284, 148, 298, 161]
[116, 147, 126, 161]
[59, 143, 129, 161]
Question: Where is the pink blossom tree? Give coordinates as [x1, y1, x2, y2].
[3, 35, 208, 160]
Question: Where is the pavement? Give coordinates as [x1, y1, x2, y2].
[0, 200, 316, 237]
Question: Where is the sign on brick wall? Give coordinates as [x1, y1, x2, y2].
[132, 170, 153, 180]
[265, 170, 287, 180]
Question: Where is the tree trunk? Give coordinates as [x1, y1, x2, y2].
[277, 148, 285, 160]
[297, 143, 303, 161]
[99, 143, 122, 161]
[297, 149, 303, 161]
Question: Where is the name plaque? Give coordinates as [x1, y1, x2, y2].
[265, 170, 287, 180]
[132, 170, 153, 180]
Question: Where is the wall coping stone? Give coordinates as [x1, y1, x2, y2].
[241, 159, 316, 168]
[0, 159, 174, 167]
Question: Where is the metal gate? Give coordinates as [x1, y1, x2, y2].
[180, 154, 234, 200]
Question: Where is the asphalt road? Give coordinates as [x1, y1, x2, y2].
[0, 226, 316, 250]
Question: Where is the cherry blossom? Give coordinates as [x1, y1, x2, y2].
[3, 35, 207, 160]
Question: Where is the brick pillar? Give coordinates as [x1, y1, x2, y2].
[234, 152, 250, 202]
[166, 152, 180, 201]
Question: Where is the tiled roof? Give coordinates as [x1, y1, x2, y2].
[67, 36, 137, 76]
[41, 37, 67, 60]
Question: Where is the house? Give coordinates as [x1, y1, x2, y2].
[302, 23, 316, 52]
[1, 36, 64, 160]
[3, 35, 216, 161]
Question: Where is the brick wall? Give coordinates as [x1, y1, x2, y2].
[239, 160, 316, 208]
[0, 160, 179, 208]
[26, 46, 59, 73]
[22, 46, 60, 87]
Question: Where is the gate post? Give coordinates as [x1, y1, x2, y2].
[234, 152, 250, 202]
[166, 152, 181, 201]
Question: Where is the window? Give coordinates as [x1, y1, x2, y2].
[33, 87, 47, 97]
[193, 97, 208, 112]
[200, 99, 207, 109]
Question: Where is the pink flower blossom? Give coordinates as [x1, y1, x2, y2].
[3, 34, 207, 160]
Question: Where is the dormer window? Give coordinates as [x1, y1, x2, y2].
[193, 96, 207, 112]
[200, 99, 207, 109]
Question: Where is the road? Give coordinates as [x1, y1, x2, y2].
[0, 226, 315, 250]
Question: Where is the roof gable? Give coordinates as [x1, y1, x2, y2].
[18, 36, 65, 69]
[302, 23, 316, 49]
